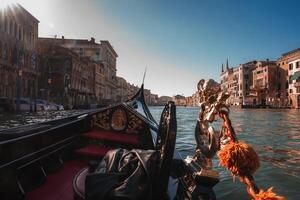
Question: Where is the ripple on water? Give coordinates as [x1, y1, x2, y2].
[151, 106, 300, 199]
[1, 107, 299, 199]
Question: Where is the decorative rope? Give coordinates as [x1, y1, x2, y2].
[217, 111, 286, 200]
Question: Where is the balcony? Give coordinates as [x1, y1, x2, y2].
[294, 82, 300, 87]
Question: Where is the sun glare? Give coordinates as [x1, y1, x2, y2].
[0, 0, 17, 9]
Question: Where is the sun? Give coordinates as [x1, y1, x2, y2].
[0, 0, 17, 9]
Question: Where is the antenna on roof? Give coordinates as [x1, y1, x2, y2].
[142, 67, 147, 85]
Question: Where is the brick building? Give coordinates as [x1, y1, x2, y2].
[220, 60, 256, 106]
[250, 61, 280, 106]
[149, 94, 158, 106]
[38, 37, 118, 103]
[277, 50, 296, 103]
[220, 59, 287, 107]
[157, 96, 173, 106]
[285, 49, 300, 108]
[0, 4, 39, 105]
[116, 76, 128, 102]
[173, 95, 186, 106]
[37, 43, 95, 108]
[126, 83, 140, 100]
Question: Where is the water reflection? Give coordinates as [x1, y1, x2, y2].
[0, 110, 86, 130]
[150, 106, 300, 199]
[0, 107, 300, 199]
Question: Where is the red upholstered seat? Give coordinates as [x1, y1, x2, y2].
[83, 130, 140, 145]
[75, 145, 111, 158]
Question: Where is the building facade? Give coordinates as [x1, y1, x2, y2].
[156, 96, 173, 106]
[37, 44, 94, 108]
[173, 95, 186, 106]
[38, 37, 118, 103]
[116, 76, 128, 103]
[250, 61, 280, 106]
[220, 59, 287, 107]
[220, 60, 256, 106]
[287, 57, 300, 108]
[149, 94, 158, 106]
[0, 4, 39, 104]
[277, 49, 297, 105]
[278, 48, 300, 108]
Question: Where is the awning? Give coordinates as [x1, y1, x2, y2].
[291, 71, 300, 80]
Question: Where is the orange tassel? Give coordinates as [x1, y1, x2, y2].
[254, 187, 286, 200]
[218, 141, 260, 177]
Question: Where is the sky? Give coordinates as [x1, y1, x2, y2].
[11, 0, 300, 96]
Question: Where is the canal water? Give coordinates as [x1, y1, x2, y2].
[150, 106, 300, 200]
[0, 107, 299, 199]
[0, 110, 86, 130]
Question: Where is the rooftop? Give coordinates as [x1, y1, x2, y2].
[282, 48, 300, 57]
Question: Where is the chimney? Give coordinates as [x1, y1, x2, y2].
[62, 36, 64, 39]
[90, 37, 95, 43]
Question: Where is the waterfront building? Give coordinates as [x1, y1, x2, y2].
[157, 96, 173, 106]
[220, 60, 256, 106]
[277, 49, 297, 104]
[220, 59, 289, 107]
[150, 94, 158, 106]
[250, 60, 281, 107]
[93, 62, 105, 102]
[185, 96, 194, 106]
[278, 48, 300, 108]
[173, 95, 186, 106]
[220, 60, 239, 105]
[191, 92, 200, 106]
[38, 37, 118, 103]
[115, 81, 158, 105]
[0, 4, 39, 105]
[116, 76, 128, 102]
[126, 83, 139, 100]
[37, 44, 95, 108]
[144, 88, 151, 105]
[286, 50, 300, 108]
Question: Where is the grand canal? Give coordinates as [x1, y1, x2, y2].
[151, 107, 300, 200]
[1, 107, 300, 199]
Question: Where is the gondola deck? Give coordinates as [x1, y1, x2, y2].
[25, 160, 87, 200]
[0, 84, 218, 200]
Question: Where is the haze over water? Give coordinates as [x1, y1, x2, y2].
[150, 107, 300, 200]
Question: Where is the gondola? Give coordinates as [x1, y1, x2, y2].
[0, 84, 219, 200]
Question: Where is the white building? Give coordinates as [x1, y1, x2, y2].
[220, 60, 256, 106]
[288, 59, 300, 108]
